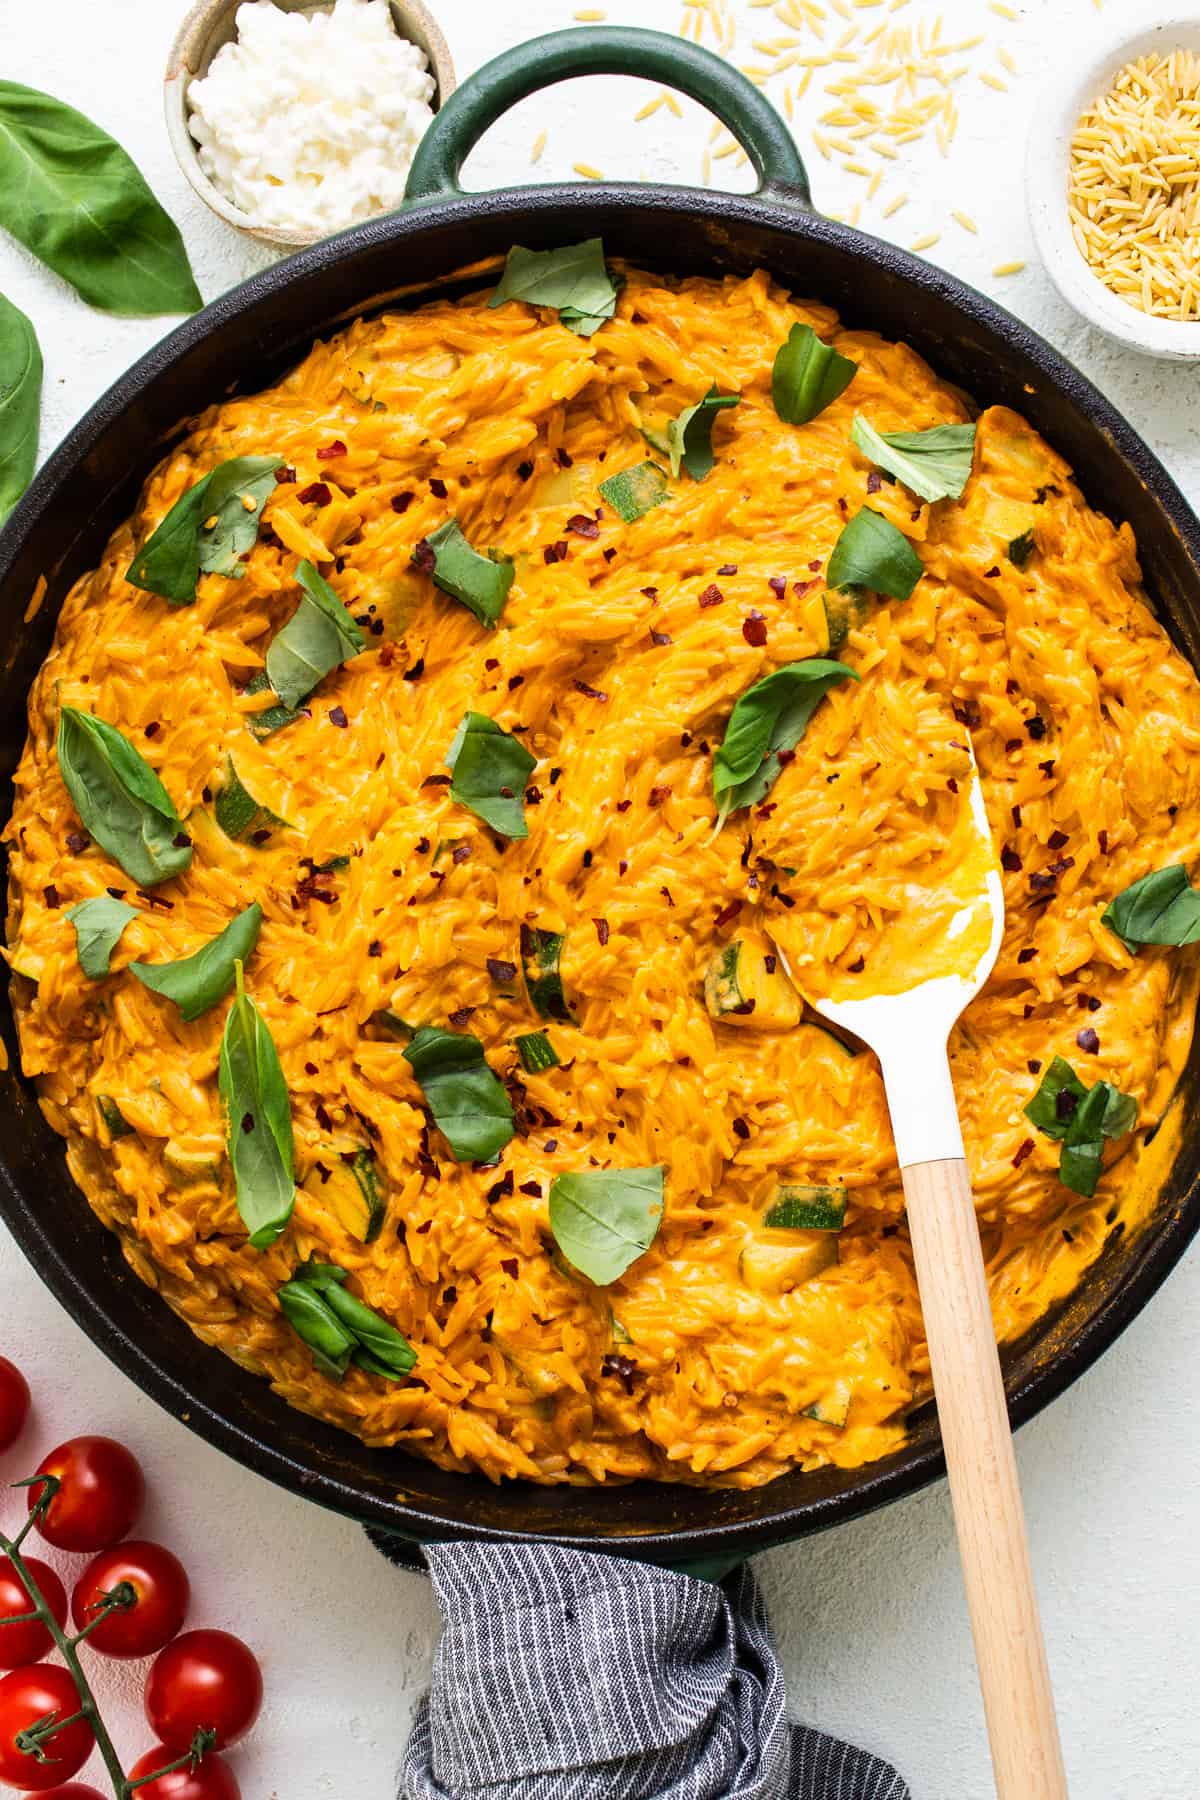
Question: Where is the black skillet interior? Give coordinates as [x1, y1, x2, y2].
[2, 29, 1199, 1563]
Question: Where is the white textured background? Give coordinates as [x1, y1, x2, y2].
[2, 0, 1199, 1794]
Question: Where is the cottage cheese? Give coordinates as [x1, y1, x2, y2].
[187, 0, 436, 237]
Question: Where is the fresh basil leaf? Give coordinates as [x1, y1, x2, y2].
[1059, 1082, 1117, 1198]
[825, 506, 923, 601]
[130, 901, 262, 1023]
[215, 757, 288, 843]
[446, 711, 537, 839]
[218, 961, 294, 1249]
[66, 895, 140, 979]
[403, 1024, 515, 1163]
[520, 924, 573, 1022]
[413, 519, 514, 629]
[515, 1030, 559, 1073]
[56, 707, 192, 888]
[712, 658, 857, 826]
[771, 323, 857, 425]
[1023, 1055, 1088, 1142]
[1008, 529, 1036, 569]
[598, 461, 669, 523]
[264, 560, 365, 710]
[0, 293, 41, 525]
[666, 384, 740, 482]
[277, 1279, 355, 1380]
[489, 238, 618, 337]
[126, 456, 283, 607]
[0, 83, 201, 317]
[850, 416, 976, 503]
[298, 1263, 417, 1377]
[549, 1165, 664, 1285]
[1101, 864, 1200, 951]
[242, 669, 306, 740]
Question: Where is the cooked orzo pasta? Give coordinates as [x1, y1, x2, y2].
[7, 256, 1200, 1488]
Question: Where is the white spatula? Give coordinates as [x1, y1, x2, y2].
[774, 767, 1069, 1800]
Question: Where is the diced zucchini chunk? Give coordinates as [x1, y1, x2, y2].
[765, 1184, 847, 1231]
[96, 1095, 134, 1140]
[739, 1232, 839, 1294]
[803, 1012, 863, 1057]
[610, 1310, 633, 1346]
[521, 925, 572, 1022]
[515, 1030, 559, 1073]
[704, 932, 802, 1031]
[307, 1149, 386, 1244]
[823, 587, 872, 653]
[804, 1378, 852, 1428]
[163, 1135, 224, 1188]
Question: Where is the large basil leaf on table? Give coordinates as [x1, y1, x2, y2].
[218, 962, 294, 1249]
[549, 1166, 665, 1285]
[0, 292, 41, 525]
[0, 83, 201, 316]
[403, 1025, 514, 1163]
[126, 457, 283, 607]
[131, 902, 263, 1022]
[56, 707, 192, 887]
[712, 659, 857, 829]
[265, 561, 365, 709]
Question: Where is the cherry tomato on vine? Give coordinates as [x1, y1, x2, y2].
[70, 1542, 188, 1661]
[21, 1789, 106, 1799]
[125, 1750, 240, 1800]
[0, 1664, 93, 1791]
[144, 1631, 262, 1751]
[27, 1438, 143, 1553]
[0, 1363, 29, 1454]
[0, 1562, 67, 1671]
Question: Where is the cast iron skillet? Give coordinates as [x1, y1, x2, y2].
[2, 28, 1200, 1568]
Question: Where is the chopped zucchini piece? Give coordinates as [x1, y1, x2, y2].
[765, 1184, 847, 1231]
[163, 1135, 224, 1188]
[521, 925, 573, 1022]
[96, 1095, 134, 1140]
[804, 1379, 852, 1428]
[739, 1232, 839, 1294]
[704, 933, 802, 1030]
[373, 1009, 416, 1039]
[242, 670, 305, 740]
[215, 757, 289, 842]
[610, 1310, 633, 1346]
[308, 1149, 386, 1244]
[515, 1030, 558, 1073]
[802, 1009, 864, 1057]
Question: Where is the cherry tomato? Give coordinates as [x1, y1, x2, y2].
[0, 1363, 30, 1454]
[144, 1631, 262, 1751]
[21, 1789, 106, 1799]
[0, 1561, 67, 1670]
[70, 1542, 188, 1661]
[125, 1750, 240, 1800]
[0, 1665, 93, 1791]
[27, 1438, 143, 1553]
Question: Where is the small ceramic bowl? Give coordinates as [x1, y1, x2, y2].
[165, 0, 457, 249]
[1027, 8, 1200, 361]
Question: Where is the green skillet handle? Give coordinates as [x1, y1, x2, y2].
[405, 26, 811, 210]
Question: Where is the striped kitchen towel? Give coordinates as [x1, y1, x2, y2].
[397, 1542, 909, 1799]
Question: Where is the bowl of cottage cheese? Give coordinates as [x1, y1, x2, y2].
[166, 0, 454, 247]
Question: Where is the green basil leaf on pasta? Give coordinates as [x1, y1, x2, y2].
[598, 461, 669, 523]
[1101, 864, 1200, 951]
[412, 520, 514, 628]
[771, 323, 857, 425]
[307, 1268, 417, 1377]
[1023, 1055, 1089, 1141]
[0, 83, 202, 317]
[280, 1259, 417, 1380]
[446, 711, 537, 838]
[66, 895, 140, 979]
[241, 669, 306, 740]
[489, 239, 618, 337]
[1024, 1055, 1137, 1196]
[712, 658, 857, 826]
[666, 384, 740, 482]
[548, 1166, 664, 1285]
[130, 901, 263, 1022]
[825, 506, 923, 601]
[0, 293, 41, 525]
[126, 456, 283, 607]
[265, 560, 365, 709]
[850, 416, 976, 503]
[219, 961, 294, 1250]
[514, 1030, 558, 1073]
[215, 757, 289, 843]
[56, 708, 192, 888]
[1008, 529, 1036, 569]
[277, 1279, 356, 1380]
[403, 1024, 515, 1163]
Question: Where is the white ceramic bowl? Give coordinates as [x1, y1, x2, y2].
[165, 0, 456, 250]
[1027, 8, 1200, 361]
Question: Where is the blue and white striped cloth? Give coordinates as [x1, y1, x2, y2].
[397, 1543, 909, 1799]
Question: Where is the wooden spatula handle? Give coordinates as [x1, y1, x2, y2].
[901, 1155, 1068, 1800]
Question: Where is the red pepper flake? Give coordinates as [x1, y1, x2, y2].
[618, 860, 628, 875]
[1025, 715, 1048, 741]
[1011, 805, 1022, 828]
[303, 1062, 319, 1078]
[1096, 827, 1109, 854]
[1028, 870, 1057, 893]
[66, 831, 89, 854]
[717, 562, 738, 576]
[567, 513, 600, 539]
[730, 998, 756, 1015]
[315, 1102, 334, 1132]
[650, 629, 672, 647]
[448, 1005, 475, 1027]
[412, 539, 436, 573]
[525, 786, 542, 806]
[1004, 738, 1022, 754]
[1048, 856, 1074, 877]
[368, 939, 382, 957]
[601, 1351, 638, 1393]
[172, 831, 191, 849]
[298, 481, 332, 506]
[403, 657, 424, 683]
[1077, 993, 1101, 1012]
[1027, 1058, 1042, 1074]
[428, 477, 447, 498]
[648, 786, 670, 807]
[1047, 829, 1069, 851]
[546, 541, 570, 564]
[555, 448, 573, 468]
[1023, 1003, 1034, 1019]
[866, 470, 882, 494]
[947, 777, 959, 793]
[1017, 947, 1037, 964]
[1006, 678, 1020, 696]
[516, 461, 534, 482]
[1077, 1026, 1100, 1055]
[316, 439, 347, 460]
[640, 587, 658, 601]
[767, 575, 787, 598]
[742, 610, 768, 647]
[487, 958, 517, 983]
[106, 886, 126, 900]
[756, 802, 777, 820]
[507, 674, 524, 691]
[660, 885, 675, 908]
[953, 698, 982, 729]
[1012, 1137, 1035, 1169]
[715, 899, 742, 930]
[847, 955, 866, 973]
[1039, 759, 1056, 778]
[593, 918, 610, 946]
[792, 578, 819, 599]
[43, 884, 61, 908]
[808, 559, 822, 573]
[574, 680, 608, 701]
[984, 565, 1000, 578]
[602, 547, 617, 563]
[452, 844, 471, 865]
[1001, 847, 1022, 872]
[613, 801, 632, 817]
[776, 749, 795, 768]
[764, 954, 777, 974]
[379, 643, 396, 668]
[391, 491, 414, 514]
[731, 1116, 750, 1141]
[485, 1170, 515, 1205]
[328, 706, 349, 728]
[698, 583, 724, 608]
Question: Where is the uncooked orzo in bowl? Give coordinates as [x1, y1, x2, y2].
[7, 251, 1200, 1487]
